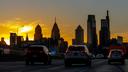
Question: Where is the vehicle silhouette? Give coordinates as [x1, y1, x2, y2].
[24, 45, 52, 65]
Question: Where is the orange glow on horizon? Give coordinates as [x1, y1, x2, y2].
[1, 19, 128, 45]
[19, 26, 33, 33]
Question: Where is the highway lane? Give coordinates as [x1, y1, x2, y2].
[0, 59, 127, 72]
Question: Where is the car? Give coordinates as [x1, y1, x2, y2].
[64, 45, 91, 67]
[108, 49, 125, 64]
[24, 45, 52, 65]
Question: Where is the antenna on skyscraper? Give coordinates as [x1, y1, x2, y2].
[107, 10, 109, 16]
[55, 17, 57, 23]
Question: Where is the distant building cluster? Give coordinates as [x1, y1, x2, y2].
[1, 10, 128, 56]
[8, 18, 68, 55]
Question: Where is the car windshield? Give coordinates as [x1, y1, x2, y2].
[68, 46, 85, 51]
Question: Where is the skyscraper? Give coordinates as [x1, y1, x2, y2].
[34, 24, 43, 41]
[51, 18, 60, 40]
[72, 25, 84, 45]
[106, 10, 110, 43]
[10, 33, 17, 47]
[100, 19, 109, 47]
[106, 10, 110, 31]
[87, 15, 98, 53]
[99, 10, 110, 48]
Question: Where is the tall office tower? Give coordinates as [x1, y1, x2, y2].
[106, 10, 110, 42]
[34, 24, 43, 41]
[99, 19, 109, 47]
[51, 18, 60, 40]
[72, 25, 84, 45]
[100, 10, 111, 47]
[87, 15, 98, 53]
[10, 33, 17, 47]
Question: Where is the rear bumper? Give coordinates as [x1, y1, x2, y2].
[65, 58, 91, 64]
[25, 55, 50, 62]
[108, 58, 124, 62]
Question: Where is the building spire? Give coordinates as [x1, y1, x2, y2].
[26, 33, 29, 41]
[107, 10, 109, 16]
[55, 17, 56, 24]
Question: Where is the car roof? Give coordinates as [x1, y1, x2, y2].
[69, 45, 88, 48]
[29, 45, 47, 48]
[108, 49, 124, 57]
[67, 45, 90, 54]
[28, 45, 49, 53]
[110, 49, 123, 52]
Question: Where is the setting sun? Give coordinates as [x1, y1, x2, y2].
[19, 26, 33, 33]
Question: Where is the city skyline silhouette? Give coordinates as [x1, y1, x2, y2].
[0, 0, 128, 45]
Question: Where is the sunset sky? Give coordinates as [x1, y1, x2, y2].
[0, 0, 128, 45]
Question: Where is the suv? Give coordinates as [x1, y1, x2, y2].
[108, 49, 125, 64]
[24, 45, 51, 65]
[64, 45, 91, 67]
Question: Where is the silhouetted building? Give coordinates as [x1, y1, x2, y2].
[51, 18, 60, 40]
[100, 19, 109, 46]
[0, 37, 7, 48]
[106, 10, 110, 35]
[106, 10, 111, 45]
[34, 24, 43, 41]
[117, 36, 123, 45]
[48, 18, 68, 55]
[87, 15, 98, 53]
[110, 38, 118, 45]
[72, 25, 84, 45]
[10, 33, 17, 47]
[72, 39, 76, 45]
[17, 36, 24, 47]
[99, 10, 111, 48]
[59, 38, 68, 53]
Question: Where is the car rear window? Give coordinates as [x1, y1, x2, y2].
[111, 51, 122, 57]
[68, 46, 85, 51]
[28, 47, 44, 51]
[111, 51, 121, 55]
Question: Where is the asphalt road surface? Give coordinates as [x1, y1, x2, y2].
[0, 59, 127, 72]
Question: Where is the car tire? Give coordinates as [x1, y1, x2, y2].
[121, 60, 125, 65]
[25, 58, 30, 65]
[48, 60, 52, 65]
[44, 60, 49, 65]
[64, 60, 71, 67]
[65, 62, 71, 67]
[30, 61, 34, 65]
[108, 61, 111, 64]
[87, 61, 91, 67]
[25, 60, 29, 65]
